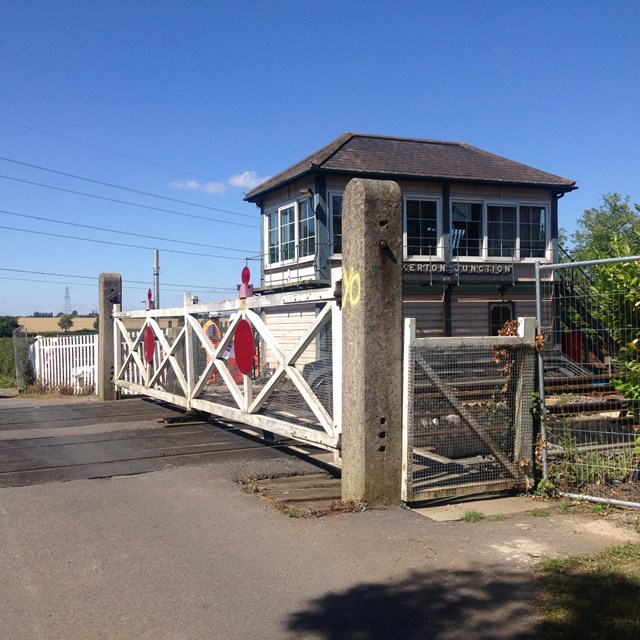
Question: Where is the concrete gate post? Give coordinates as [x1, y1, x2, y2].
[341, 179, 404, 506]
[98, 273, 122, 401]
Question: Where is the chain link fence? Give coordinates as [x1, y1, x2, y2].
[537, 257, 640, 507]
[12, 325, 31, 390]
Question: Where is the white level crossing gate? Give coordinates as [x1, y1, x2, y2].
[113, 288, 341, 451]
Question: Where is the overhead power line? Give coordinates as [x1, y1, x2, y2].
[0, 267, 236, 292]
[0, 224, 248, 260]
[0, 155, 256, 219]
[0, 275, 97, 288]
[0, 274, 235, 293]
[0, 267, 94, 281]
[0, 208, 257, 254]
[0, 117, 230, 184]
[0, 175, 259, 229]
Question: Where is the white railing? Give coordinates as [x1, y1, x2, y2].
[30, 334, 99, 394]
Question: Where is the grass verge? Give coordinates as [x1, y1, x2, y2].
[537, 543, 640, 639]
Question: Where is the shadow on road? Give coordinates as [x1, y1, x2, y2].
[287, 566, 537, 640]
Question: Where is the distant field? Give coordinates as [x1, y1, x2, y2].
[16, 317, 174, 333]
[17, 317, 96, 333]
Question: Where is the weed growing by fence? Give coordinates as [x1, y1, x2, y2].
[461, 510, 486, 522]
[0, 337, 16, 387]
[548, 423, 638, 493]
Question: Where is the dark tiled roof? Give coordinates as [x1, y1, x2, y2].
[245, 132, 576, 201]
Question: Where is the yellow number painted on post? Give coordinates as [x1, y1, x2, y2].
[342, 265, 361, 309]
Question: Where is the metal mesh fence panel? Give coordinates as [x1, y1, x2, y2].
[407, 341, 535, 501]
[539, 260, 640, 506]
[255, 305, 333, 433]
[121, 326, 185, 397]
[156, 326, 185, 396]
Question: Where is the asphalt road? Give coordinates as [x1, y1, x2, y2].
[1, 393, 639, 639]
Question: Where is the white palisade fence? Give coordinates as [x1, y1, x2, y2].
[30, 334, 99, 394]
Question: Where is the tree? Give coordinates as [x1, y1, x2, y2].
[58, 315, 74, 333]
[93, 316, 99, 331]
[570, 192, 640, 415]
[570, 193, 640, 261]
[591, 239, 640, 417]
[0, 316, 19, 338]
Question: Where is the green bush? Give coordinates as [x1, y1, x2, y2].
[0, 316, 19, 338]
[0, 337, 16, 387]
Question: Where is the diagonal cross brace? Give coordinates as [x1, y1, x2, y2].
[414, 353, 521, 479]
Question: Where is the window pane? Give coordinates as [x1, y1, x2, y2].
[406, 199, 437, 256]
[299, 199, 316, 257]
[487, 205, 516, 258]
[267, 211, 279, 263]
[331, 195, 343, 254]
[451, 202, 482, 257]
[280, 205, 295, 261]
[520, 205, 546, 258]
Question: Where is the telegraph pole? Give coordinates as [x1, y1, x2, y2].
[153, 250, 160, 309]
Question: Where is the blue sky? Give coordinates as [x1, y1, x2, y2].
[1, 0, 638, 316]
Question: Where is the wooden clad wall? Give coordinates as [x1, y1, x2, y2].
[403, 294, 444, 338]
[262, 304, 323, 370]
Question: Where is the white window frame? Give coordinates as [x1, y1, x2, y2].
[518, 202, 549, 260]
[449, 198, 551, 262]
[265, 201, 297, 267]
[264, 199, 319, 268]
[403, 194, 443, 260]
[486, 200, 519, 260]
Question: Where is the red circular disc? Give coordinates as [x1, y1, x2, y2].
[233, 319, 254, 375]
[143, 326, 155, 363]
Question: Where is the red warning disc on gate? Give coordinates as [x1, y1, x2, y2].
[233, 319, 254, 375]
[143, 326, 155, 363]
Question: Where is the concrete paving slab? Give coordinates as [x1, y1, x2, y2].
[413, 495, 555, 521]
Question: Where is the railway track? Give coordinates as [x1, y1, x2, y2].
[0, 397, 311, 488]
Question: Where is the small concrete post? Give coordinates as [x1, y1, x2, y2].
[341, 178, 404, 506]
[98, 273, 122, 401]
[514, 316, 537, 486]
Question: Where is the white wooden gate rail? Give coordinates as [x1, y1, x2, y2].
[112, 288, 341, 450]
